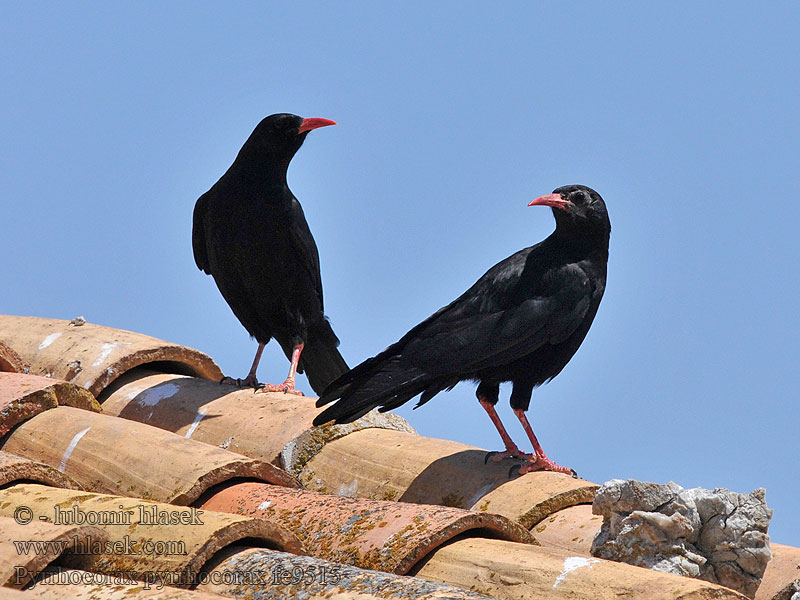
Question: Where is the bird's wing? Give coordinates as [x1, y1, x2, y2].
[399, 262, 594, 376]
[317, 255, 594, 416]
[192, 192, 211, 274]
[286, 199, 324, 306]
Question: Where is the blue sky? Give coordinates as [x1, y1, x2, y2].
[2, 3, 798, 545]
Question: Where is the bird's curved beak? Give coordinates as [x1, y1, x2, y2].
[297, 118, 337, 134]
[528, 193, 571, 211]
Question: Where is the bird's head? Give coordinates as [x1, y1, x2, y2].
[529, 184, 610, 241]
[246, 113, 336, 163]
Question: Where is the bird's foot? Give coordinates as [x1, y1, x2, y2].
[256, 379, 304, 396]
[509, 455, 578, 478]
[220, 374, 264, 390]
[484, 447, 533, 464]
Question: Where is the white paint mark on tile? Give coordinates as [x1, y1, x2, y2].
[337, 479, 359, 497]
[38, 333, 62, 350]
[136, 383, 179, 407]
[101, 367, 115, 387]
[258, 500, 272, 510]
[59, 427, 91, 472]
[553, 556, 599, 589]
[185, 409, 206, 439]
[92, 342, 117, 367]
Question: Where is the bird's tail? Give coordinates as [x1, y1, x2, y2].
[313, 352, 432, 426]
[297, 318, 350, 396]
[300, 340, 349, 396]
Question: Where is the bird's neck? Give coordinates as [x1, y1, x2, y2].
[232, 148, 292, 191]
[550, 226, 610, 262]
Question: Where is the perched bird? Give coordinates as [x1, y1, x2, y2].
[192, 113, 348, 395]
[315, 185, 610, 475]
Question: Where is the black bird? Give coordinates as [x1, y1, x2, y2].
[315, 185, 610, 475]
[192, 113, 348, 395]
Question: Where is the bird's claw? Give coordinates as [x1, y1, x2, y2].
[484, 449, 532, 464]
[505, 455, 577, 478]
[220, 375, 263, 390]
[256, 381, 304, 396]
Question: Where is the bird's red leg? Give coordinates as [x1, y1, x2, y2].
[221, 342, 265, 388]
[513, 409, 574, 475]
[479, 398, 531, 462]
[258, 343, 304, 396]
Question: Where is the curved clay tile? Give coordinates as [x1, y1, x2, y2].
[199, 481, 533, 575]
[0, 516, 108, 589]
[530, 504, 601, 554]
[1, 406, 298, 504]
[416, 537, 748, 600]
[470, 471, 596, 529]
[198, 546, 492, 600]
[0, 315, 223, 397]
[0, 484, 303, 586]
[0, 342, 25, 373]
[0, 451, 81, 490]
[300, 427, 597, 528]
[0, 373, 100, 437]
[100, 369, 415, 469]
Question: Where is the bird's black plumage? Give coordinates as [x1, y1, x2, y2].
[314, 185, 610, 437]
[193, 113, 348, 395]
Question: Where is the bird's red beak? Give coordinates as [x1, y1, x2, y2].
[528, 193, 571, 211]
[297, 118, 337, 134]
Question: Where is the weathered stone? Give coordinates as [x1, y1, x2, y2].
[591, 479, 773, 598]
[592, 479, 676, 515]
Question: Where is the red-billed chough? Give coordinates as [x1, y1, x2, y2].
[314, 185, 610, 475]
[192, 113, 348, 395]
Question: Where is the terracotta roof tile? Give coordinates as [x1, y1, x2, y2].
[0, 341, 25, 374]
[415, 537, 748, 599]
[0, 372, 100, 436]
[0, 484, 302, 583]
[1, 405, 297, 501]
[0, 484, 492, 599]
[197, 546, 493, 600]
[198, 481, 533, 574]
[298, 427, 596, 526]
[0, 516, 107, 588]
[97, 368, 596, 529]
[0, 316, 223, 396]
[0, 450, 81, 490]
[100, 369, 413, 467]
[530, 504, 600, 555]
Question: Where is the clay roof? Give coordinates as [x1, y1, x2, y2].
[0, 314, 796, 599]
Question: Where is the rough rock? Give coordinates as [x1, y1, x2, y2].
[591, 479, 772, 598]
